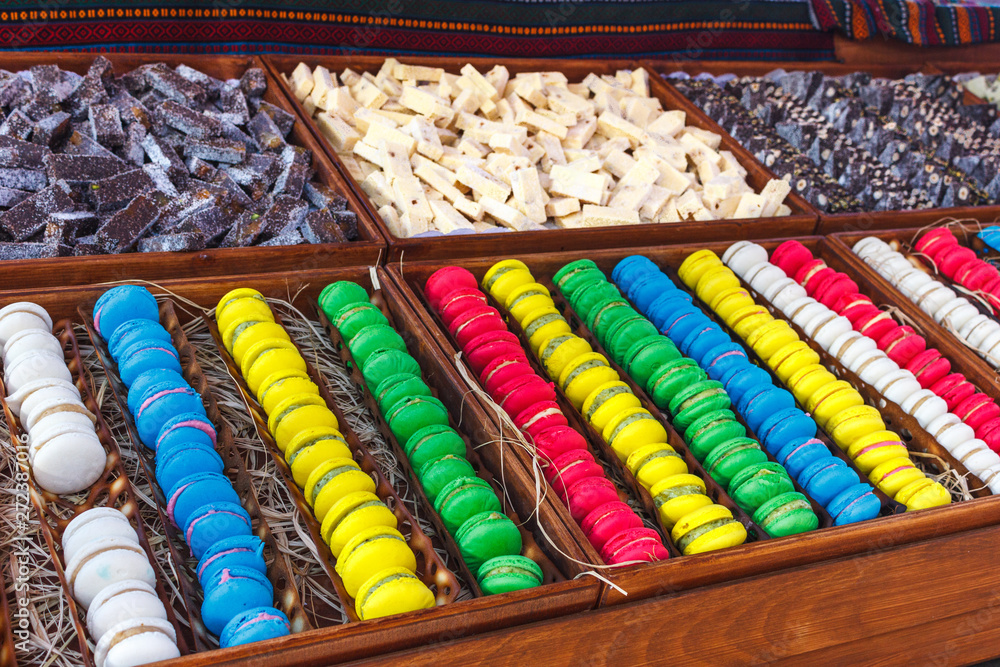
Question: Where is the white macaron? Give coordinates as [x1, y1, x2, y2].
[3, 328, 62, 366]
[93, 617, 179, 667]
[722, 241, 768, 277]
[87, 579, 167, 642]
[0, 302, 53, 347]
[4, 349, 72, 394]
[65, 537, 156, 609]
[901, 390, 948, 429]
[63, 508, 140, 564]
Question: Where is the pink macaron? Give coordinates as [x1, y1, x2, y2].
[877, 325, 927, 366]
[464, 331, 524, 375]
[426, 266, 479, 310]
[815, 275, 859, 309]
[930, 373, 977, 411]
[600, 527, 669, 564]
[481, 355, 532, 395]
[915, 228, 958, 263]
[771, 241, 815, 278]
[534, 425, 589, 460]
[955, 260, 999, 292]
[515, 400, 569, 439]
[904, 349, 951, 389]
[938, 246, 977, 278]
[450, 306, 506, 349]
[955, 393, 1000, 433]
[544, 449, 603, 496]
[565, 476, 621, 522]
[802, 267, 837, 298]
[582, 501, 644, 552]
[977, 418, 1000, 452]
[856, 310, 898, 341]
[496, 374, 557, 418]
[438, 288, 489, 328]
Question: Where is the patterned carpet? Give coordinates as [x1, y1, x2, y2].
[0, 1, 834, 60]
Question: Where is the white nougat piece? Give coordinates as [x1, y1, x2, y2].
[363, 123, 417, 156]
[640, 185, 671, 219]
[354, 108, 397, 134]
[702, 173, 745, 205]
[457, 164, 512, 201]
[353, 141, 384, 168]
[684, 126, 722, 150]
[399, 85, 449, 116]
[460, 64, 501, 102]
[361, 171, 395, 208]
[581, 204, 640, 227]
[645, 109, 685, 140]
[340, 68, 362, 87]
[489, 133, 530, 159]
[404, 116, 444, 161]
[379, 141, 413, 183]
[510, 167, 548, 224]
[393, 63, 444, 82]
[480, 196, 534, 230]
[513, 73, 547, 107]
[518, 110, 569, 139]
[596, 111, 644, 148]
[316, 112, 360, 152]
[563, 117, 597, 150]
[545, 197, 580, 217]
[430, 199, 475, 233]
[393, 176, 433, 231]
[680, 132, 721, 166]
[546, 86, 594, 119]
[549, 165, 606, 204]
[609, 183, 653, 211]
[719, 150, 747, 177]
[413, 156, 464, 202]
[453, 195, 485, 221]
[354, 78, 388, 109]
[733, 192, 766, 219]
[290, 63, 314, 101]
[312, 66, 336, 103]
[759, 179, 792, 217]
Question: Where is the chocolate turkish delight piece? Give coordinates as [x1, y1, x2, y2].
[300, 208, 348, 244]
[32, 112, 71, 147]
[184, 137, 245, 164]
[73, 235, 102, 255]
[175, 64, 223, 99]
[185, 156, 217, 181]
[256, 195, 308, 241]
[0, 182, 73, 241]
[239, 68, 267, 98]
[146, 63, 206, 106]
[0, 77, 31, 109]
[51, 209, 98, 237]
[247, 111, 286, 152]
[62, 130, 120, 159]
[0, 242, 60, 260]
[1, 111, 34, 141]
[258, 101, 295, 137]
[87, 168, 154, 212]
[330, 210, 358, 241]
[260, 229, 305, 246]
[211, 170, 254, 209]
[138, 232, 206, 253]
[157, 100, 222, 139]
[220, 209, 265, 247]
[173, 204, 236, 244]
[303, 181, 348, 211]
[89, 104, 125, 148]
[109, 88, 152, 128]
[141, 134, 187, 187]
[46, 154, 127, 184]
[0, 187, 30, 209]
[272, 162, 308, 199]
[95, 193, 161, 253]
[218, 86, 250, 126]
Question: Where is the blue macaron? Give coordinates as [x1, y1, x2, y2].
[201, 565, 274, 636]
[703, 342, 749, 381]
[156, 442, 224, 494]
[127, 369, 189, 415]
[721, 365, 772, 405]
[800, 457, 860, 507]
[612, 256, 658, 291]
[758, 408, 818, 455]
[197, 535, 266, 588]
[645, 291, 694, 328]
[117, 339, 181, 387]
[109, 319, 172, 361]
[94, 285, 160, 341]
[827, 482, 882, 526]
[166, 472, 239, 530]
[681, 326, 731, 365]
[184, 501, 253, 560]
[738, 385, 795, 433]
[156, 412, 217, 456]
[220, 607, 290, 648]
[628, 273, 679, 313]
[775, 437, 829, 479]
[135, 383, 206, 447]
[661, 307, 711, 345]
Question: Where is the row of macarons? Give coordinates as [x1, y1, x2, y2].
[60, 508, 182, 667]
[606, 255, 872, 528]
[319, 281, 544, 594]
[916, 228, 1000, 319]
[93, 285, 291, 645]
[0, 302, 107, 495]
[860, 232, 1000, 380]
[773, 239, 1000, 491]
[716, 242, 955, 507]
[424, 264, 670, 563]
[216, 287, 435, 620]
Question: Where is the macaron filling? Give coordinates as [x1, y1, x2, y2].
[137, 387, 197, 418]
[607, 412, 657, 445]
[653, 484, 702, 507]
[287, 434, 348, 465]
[676, 517, 734, 553]
[585, 385, 633, 422]
[632, 448, 683, 471]
[311, 466, 361, 505]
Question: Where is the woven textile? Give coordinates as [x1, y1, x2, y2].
[0, 1, 833, 60]
[810, 0, 999, 44]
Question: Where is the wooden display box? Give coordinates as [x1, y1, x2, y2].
[641, 60, 1000, 235]
[261, 55, 818, 263]
[0, 267, 598, 666]
[0, 52, 386, 290]
[387, 238, 1000, 610]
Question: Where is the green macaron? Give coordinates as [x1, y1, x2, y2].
[667, 380, 731, 431]
[572, 282, 622, 323]
[684, 409, 746, 461]
[375, 373, 432, 414]
[349, 324, 407, 369]
[586, 298, 631, 331]
[433, 476, 502, 534]
[362, 349, 422, 391]
[386, 395, 449, 445]
[333, 302, 388, 343]
[417, 454, 476, 503]
[727, 462, 796, 514]
[623, 336, 681, 390]
[553, 259, 601, 292]
[648, 359, 708, 409]
[703, 436, 768, 487]
[592, 304, 639, 348]
[477, 555, 543, 595]
[456, 510, 523, 573]
[752, 491, 819, 537]
[404, 424, 467, 471]
[319, 281, 369, 320]
[606, 316, 659, 363]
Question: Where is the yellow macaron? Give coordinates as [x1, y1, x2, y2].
[243, 339, 308, 396]
[582, 381, 641, 432]
[678, 250, 723, 289]
[728, 306, 774, 339]
[868, 457, 924, 498]
[746, 320, 799, 363]
[828, 405, 886, 450]
[336, 525, 417, 597]
[483, 260, 534, 304]
[231, 321, 291, 368]
[895, 477, 951, 510]
[710, 288, 755, 323]
[767, 341, 821, 383]
[257, 369, 320, 414]
[806, 381, 865, 429]
[787, 365, 838, 404]
[626, 443, 688, 488]
[649, 473, 712, 528]
[217, 288, 270, 328]
[220, 302, 276, 352]
[602, 407, 669, 460]
[695, 267, 741, 303]
[355, 567, 435, 620]
[285, 426, 353, 487]
[847, 431, 909, 474]
[305, 457, 376, 523]
[559, 352, 619, 408]
[521, 306, 571, 354]
[539, 334, 593, 380]
[269, 394, 340, 452]
[321, 491, 398, 558]
[670, 503, 747, 555]
[505, 283, 555, 323]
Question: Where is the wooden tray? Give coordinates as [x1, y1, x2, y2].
[0, 52, 386, 291]
[641, 60, 1000, 234]
[0, 267, 599, 666]
[261, 54, 818, 263]
[387, 238, 1000, 608]
[0, 320, 190, 665]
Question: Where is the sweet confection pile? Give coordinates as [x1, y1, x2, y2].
[285, 60, 792, 237]
[675, 72, 993, 212]
[0, 57, 357, 260]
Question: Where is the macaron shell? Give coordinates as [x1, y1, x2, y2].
[355, 567, 435, 620]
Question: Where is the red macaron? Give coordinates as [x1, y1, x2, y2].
[915, 228, 958, 262]
[955, 260, 999, 292]
[793, 259, 828, 287]
[600, 527, 669, 565]
[877, 325, 927, 366]
[565, 476, 622, 522]
[426, 266, 478, 310]
[856, 310, 898, 341]
[801, 266, 837, 297]
[930, 373, 977, 411]
[481, 354, 532, 395]
[815, 275, 859, 309]
[582, 501, 644, 552]
[905, 349, 952, 389]
[464, 330, 524, 375]
[534, 425, 589, 461]
[544, 449, 603, 496]
[771, 241, 815, 278]
[515, 400, 569, 439]
[438, 288, 489, 328]
[954, 393, 1000, 432]
[449, 305, 506, 349]
[977, 418, 1000, 452]
[496, 374, 557, 418]
[836, 294, 879, 325]
[938, 246, 977, 278]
